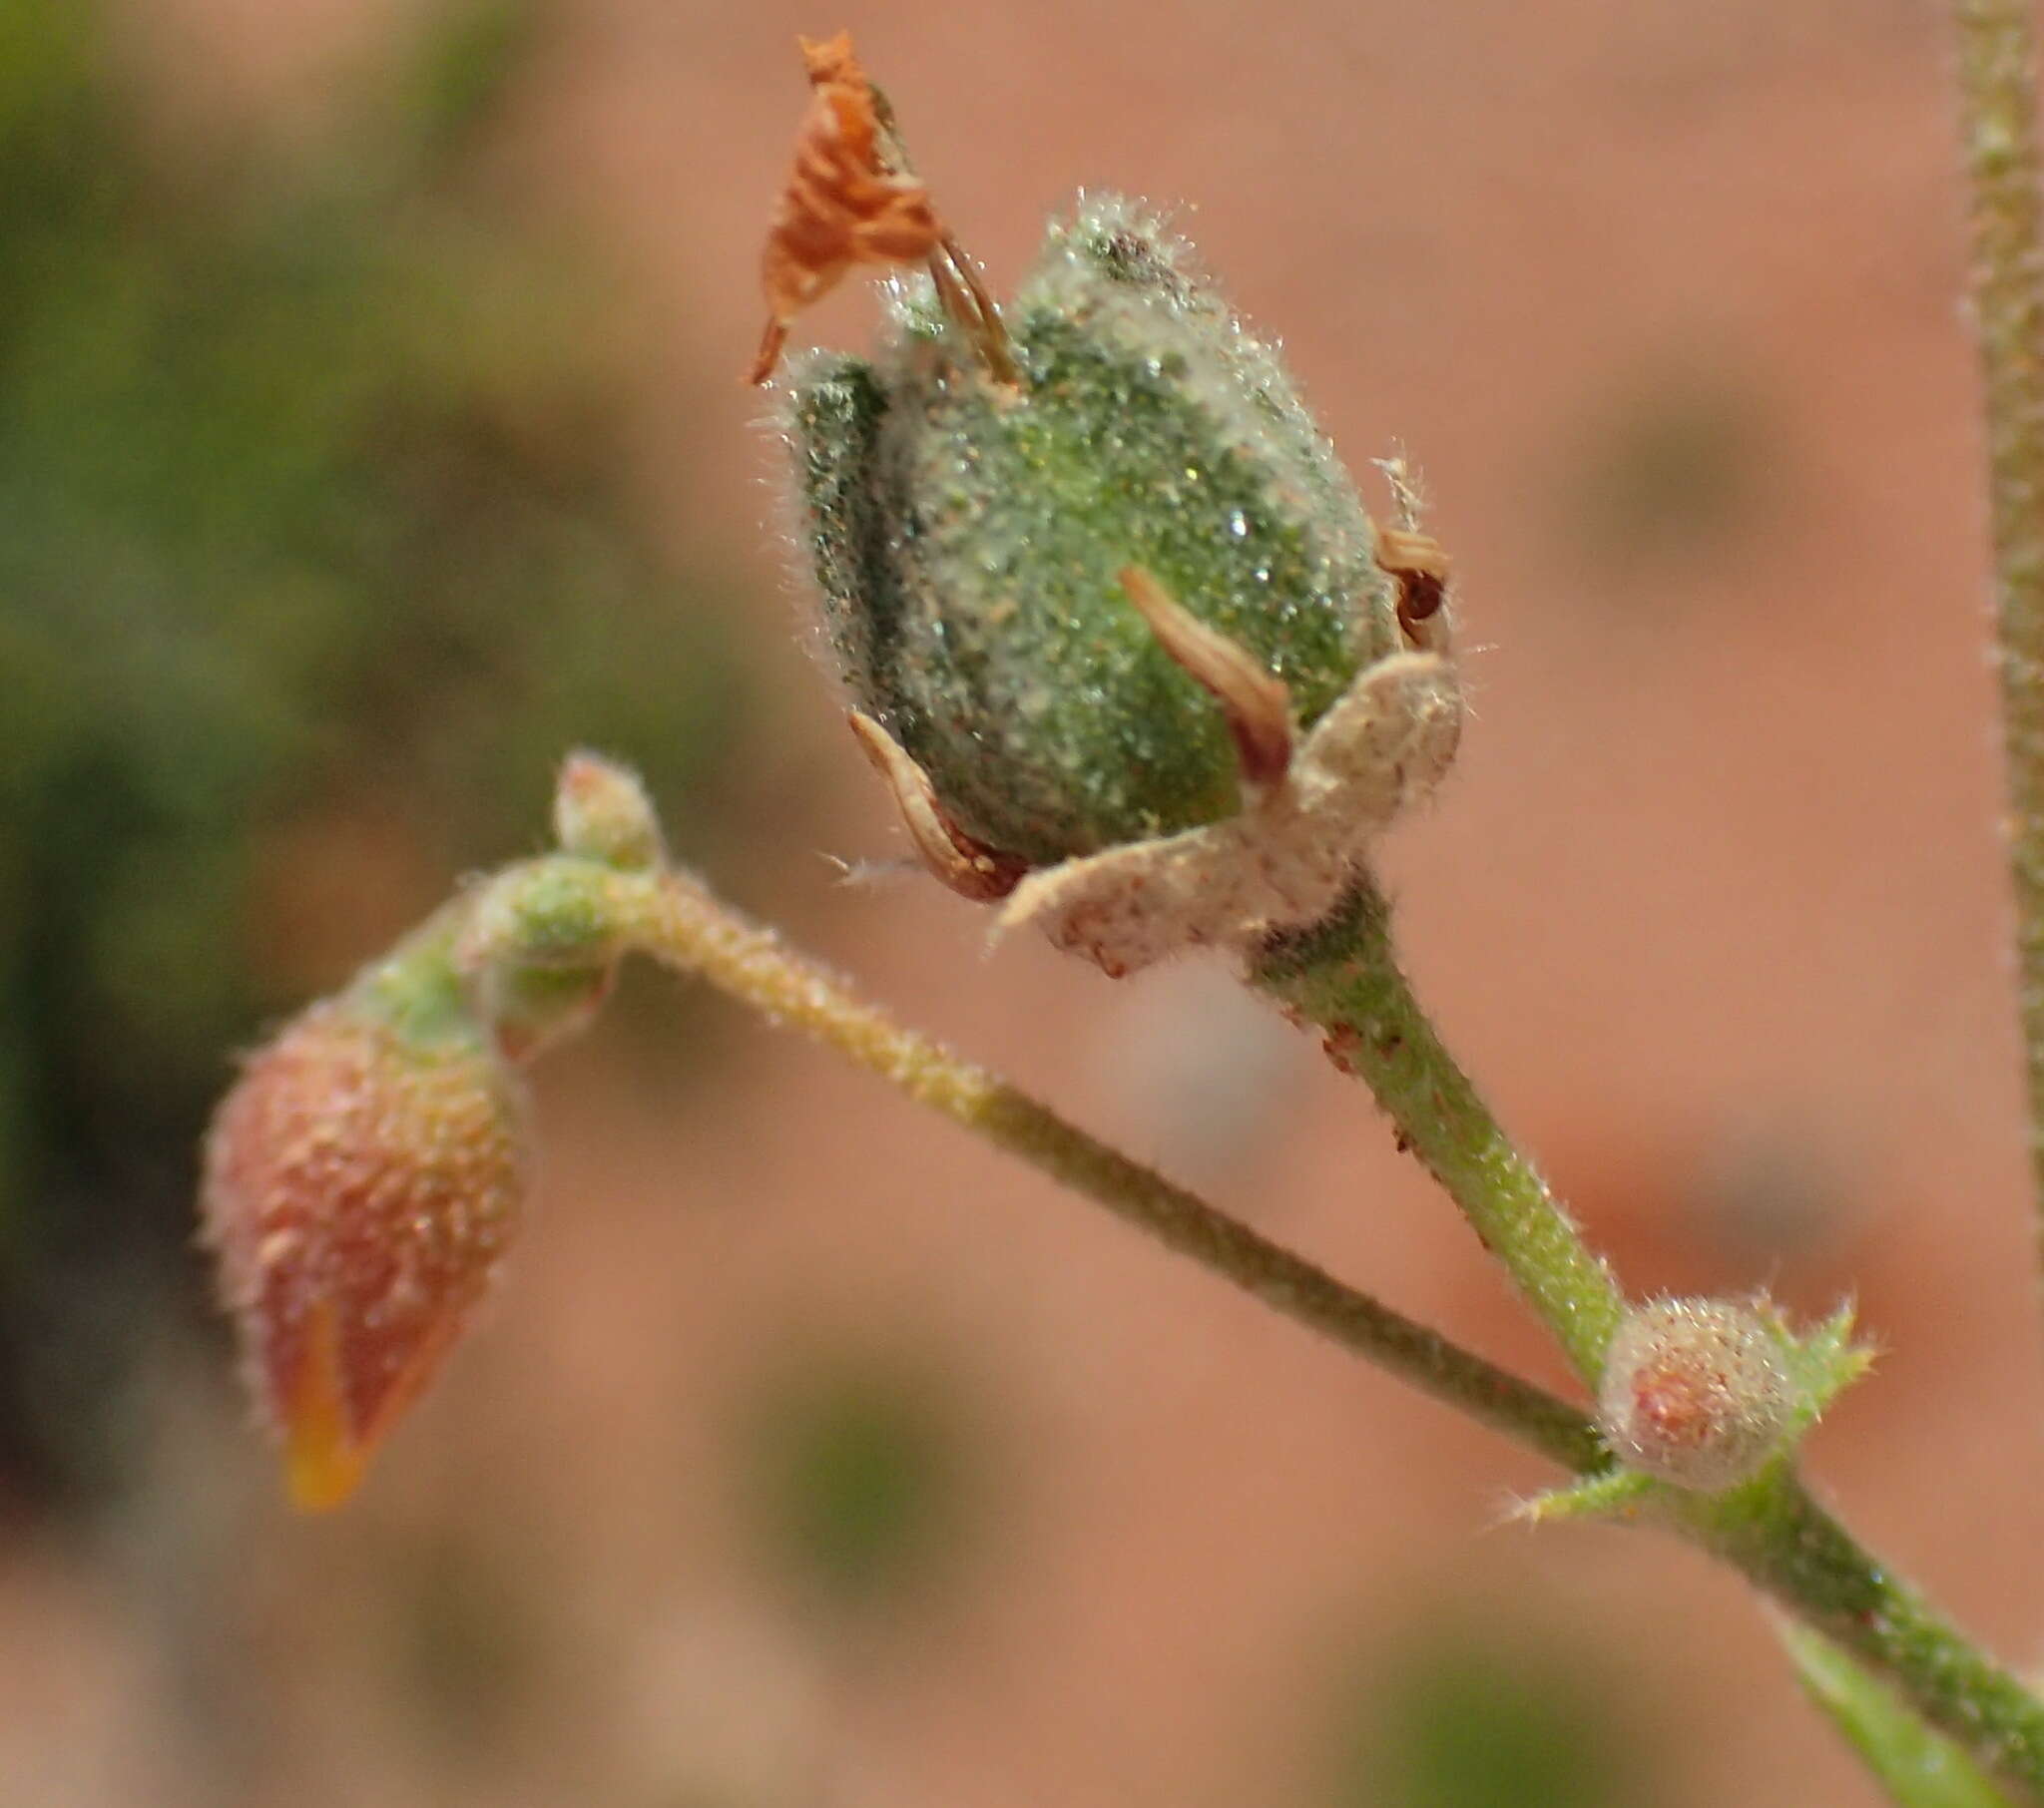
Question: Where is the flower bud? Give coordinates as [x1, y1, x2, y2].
[202, 924, 529, 1510]
[784, 196, 1463, 973]
[1597, 1297, 1795, 1492]
[792, 195, 1402, 863]
[553, 750, 664, 872]
[457, 855, 634, 1062]
[461, 856, 629, 973]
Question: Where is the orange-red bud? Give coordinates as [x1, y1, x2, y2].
[202, 997, 529, 1510]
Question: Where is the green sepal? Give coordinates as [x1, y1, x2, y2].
[1763, 1297, 1876, 1435]
[463, 855, 629, 971]
[455, 854, 638, 1063]
[345, 903, 489, 1054]
[1513, 1468, 1657, 1527]
[478, 959, 614, 1065]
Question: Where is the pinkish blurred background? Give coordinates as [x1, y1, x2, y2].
[2, 1, 2037, 1803]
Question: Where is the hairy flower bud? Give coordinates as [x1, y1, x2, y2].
[202, 921, 529, 1510]
[458, 853, 636, 1062]
[1597, 1297, 1796, 1492]
[784, 195, 1462, 974]
[553, 750, 664, 872]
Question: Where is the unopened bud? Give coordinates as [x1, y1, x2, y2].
[1598, 1297, 1795, 1492]
[791, 196, 1400, 863]
[553, 750, 664, 872]
[461, 857, 629, 973]
[202, 923, 529, 1511]
[785, 195, 1462, 971]
[458, 856, 634, 1061]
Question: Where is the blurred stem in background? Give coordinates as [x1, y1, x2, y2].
[0, 0, 747, 1511]
[1954, 0, 2044, 1326]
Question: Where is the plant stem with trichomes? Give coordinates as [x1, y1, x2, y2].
[514, 855, 2044, 1804]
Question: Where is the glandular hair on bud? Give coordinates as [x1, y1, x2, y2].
[1597, 1298, 1795, 1493]
[787, 194, 1406, 869]
[202, 958, 529, 1510]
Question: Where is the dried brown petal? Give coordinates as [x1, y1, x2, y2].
[749, 33, 945, 384]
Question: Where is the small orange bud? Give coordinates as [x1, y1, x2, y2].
[202, 997, 529, 1510]
[1597, 1297, 1795, 1493]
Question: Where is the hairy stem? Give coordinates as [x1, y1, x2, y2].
[1241, 874, 2044, 1797]
[1250, 873, 1627, 1383]
[506, 855, 2044, 1799]
[1782, 1618, 2012, 1808]
[605, 866, 1603, 1470]
[1955, 0, 2044, 1287]
[1695, 1472, 2044, 1801]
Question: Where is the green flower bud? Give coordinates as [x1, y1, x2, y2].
[1597, 1297, 1796, 1493]
[784, 195, 1462, 974]
[553, 750, 664, 872]
[457, 855, 633, 1063]
[462, 856, 628, 974]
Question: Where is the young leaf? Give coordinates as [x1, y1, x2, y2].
[1781, 1620, 2014, 1808]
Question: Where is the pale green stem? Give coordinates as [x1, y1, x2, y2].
[1689, 1471, 2044, 1802]
[1782, 1615, 2015, 1807]
[1955, 0, 2044, 1289]
[1238, 870, 2044, 1798]
[472, 855, 2044, 1800]
[600, 865, 1603, 1471]
[1250, 872, 1626, 1383]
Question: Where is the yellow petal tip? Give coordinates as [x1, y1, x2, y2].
[281, 1303, 371, 1513]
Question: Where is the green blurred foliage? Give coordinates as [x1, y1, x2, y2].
[0, 0, 747, 1508]
[1561, 358, 1770, 579]
[739, 1345, 980, 1620]
[1325, 1622, 1649, 1808]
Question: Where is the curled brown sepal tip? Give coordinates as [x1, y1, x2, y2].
[1120, 566, 1293, 794]
[1373, 524, 1451, 653]
[847, 711, 1029, 902]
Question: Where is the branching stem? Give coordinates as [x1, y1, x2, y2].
[494, 854, 2044, 1801]
[1693, 1474, 2044, 1801]
[603, 866, 1602, 1470]
[1242, 869, 2044, 1799]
